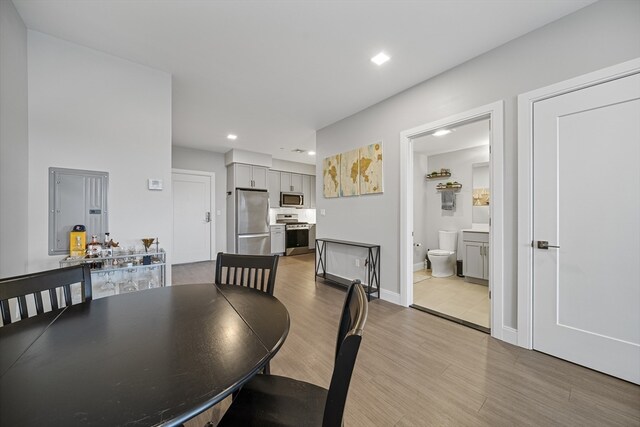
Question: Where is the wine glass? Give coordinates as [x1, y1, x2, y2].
[100, 271, 116, 297]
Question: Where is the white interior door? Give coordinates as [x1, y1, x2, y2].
[533, 72, 640, 384]
[172, 172, 213, 265]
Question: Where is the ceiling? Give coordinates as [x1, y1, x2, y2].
[413, 119, 489, 157]
[13, 0, 595, 164]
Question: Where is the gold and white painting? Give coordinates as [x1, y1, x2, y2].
[359, 142, 383, 194]
[339, 148, 360, 197]
[322, 154, 341, 198]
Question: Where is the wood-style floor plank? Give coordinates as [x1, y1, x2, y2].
[174, 254, 640, 426]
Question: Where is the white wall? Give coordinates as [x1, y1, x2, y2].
[0, 0, 29, 277]
[171, 146, 227, 253]
[27, 32, 173, 283]
[269, 208, 316, 225]
[424, 145, 489, 259]
[316, 0, 640, 327]
[272, 158, 315, 175]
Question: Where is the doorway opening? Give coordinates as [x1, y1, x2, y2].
[400, 101, 508, 341]
[411, 118, 491, 333]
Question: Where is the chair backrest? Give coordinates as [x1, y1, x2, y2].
[215, 252, 279, 295]
[323, 280, 368, 427]
[0, 265, 92, 325]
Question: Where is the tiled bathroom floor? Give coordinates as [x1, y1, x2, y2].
[413, 269, 490, 329]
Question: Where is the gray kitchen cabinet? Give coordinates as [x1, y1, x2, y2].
[232, 164, 267, 190]
[302, 175, 312, 208]
[309, 175, 316, 208]
[270, 225, 285, 254]
[280, 172, 303, 192]
[463, 231, 489, 283]
[268, 170, 281, 207]
[308, 224, 316, 250]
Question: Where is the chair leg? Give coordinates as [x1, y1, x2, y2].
[262, 362, 270, 375]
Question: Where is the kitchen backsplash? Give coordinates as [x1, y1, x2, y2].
[269, 208, 316, 224]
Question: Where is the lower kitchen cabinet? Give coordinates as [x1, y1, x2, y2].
[308, 224, 316, 250]
[268, 170, 281, 207]
[270, 225, 285, 254]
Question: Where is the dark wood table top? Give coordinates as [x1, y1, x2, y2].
[0, 283, 289, 426]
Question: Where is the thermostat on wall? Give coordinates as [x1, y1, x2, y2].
[148, 179, 163, 190]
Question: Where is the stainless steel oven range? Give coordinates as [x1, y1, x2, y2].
[276, 214, 312, 256]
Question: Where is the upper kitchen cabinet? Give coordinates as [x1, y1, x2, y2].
[309, 175, 316, 208]
[280, 172, 303, 193]
[268, 170, 281, 207]
[302, 175, 316, 208]
[232, 164, 268, 190]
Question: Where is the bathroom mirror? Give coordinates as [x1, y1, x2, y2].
[472, 162, 490, 225]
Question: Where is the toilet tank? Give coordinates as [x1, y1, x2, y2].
[439, 231, 458, 252]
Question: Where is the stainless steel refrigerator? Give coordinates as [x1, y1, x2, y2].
[236, 189, 270, 255]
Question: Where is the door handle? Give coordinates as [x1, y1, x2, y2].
[205, 212, 211, 223]
[537, 240, 560, 249]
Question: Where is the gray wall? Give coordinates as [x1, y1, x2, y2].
[316, 0, 640, 327]
[0, 0, 29, 277]
[172, 146, 228, 254]
[28, 31, 173, 282]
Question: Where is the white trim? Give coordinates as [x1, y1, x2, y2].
[413, 262, 425, 272]
[171, 168, 217, 260]
[517, 58, 640, 349]
[400, 101, 506, 341]
[380, 289, 401, 305]
[501, 326, 518, 345]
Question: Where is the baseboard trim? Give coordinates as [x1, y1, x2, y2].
[380, 289, 401, 305]
[413, 262, 424, 272]
[499, 326, 518, 345]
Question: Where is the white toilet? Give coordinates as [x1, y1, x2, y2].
[428, 231, 458, 278]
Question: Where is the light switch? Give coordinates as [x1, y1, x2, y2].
[320, 209, 326, 216]
[148, 179, 163, 190]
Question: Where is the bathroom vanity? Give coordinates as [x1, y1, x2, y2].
[462, 230, 489, 284]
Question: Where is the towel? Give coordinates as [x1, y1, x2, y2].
[441, 191, 455, 210]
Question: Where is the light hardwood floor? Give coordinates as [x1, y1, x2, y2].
[174, 254, 640, 426]
[413, 270, 490, 329]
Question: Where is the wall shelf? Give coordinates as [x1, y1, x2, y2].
[425, 172, 451, 180]
[436, 183, 462, 191]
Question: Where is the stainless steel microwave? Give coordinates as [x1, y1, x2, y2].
[280, 192, 304, 207]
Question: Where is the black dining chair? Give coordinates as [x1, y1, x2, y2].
[0, 264, 92, 325]
[217, 280, 368, 427]
[215, 251, 280, 375]
[215, 252, 279, 296]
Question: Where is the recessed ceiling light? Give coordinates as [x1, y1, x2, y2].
[371, 52, 390, 66]
[308, 151, 316, 156]
[433, 129, 452, 137]
[227, 134, 238, 140]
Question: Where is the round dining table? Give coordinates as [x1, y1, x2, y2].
[0, 283, 290, 426]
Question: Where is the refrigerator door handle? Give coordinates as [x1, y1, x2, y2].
[238, 233, 270, 239]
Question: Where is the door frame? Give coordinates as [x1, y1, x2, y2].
[171, 168, 216, 261]
[399, 101, 508, 341]
[517, 58, 640, 349]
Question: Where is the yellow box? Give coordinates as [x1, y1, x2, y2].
[70, 231, 86, 257]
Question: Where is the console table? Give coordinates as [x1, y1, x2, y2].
[315, 238, 380, 301]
